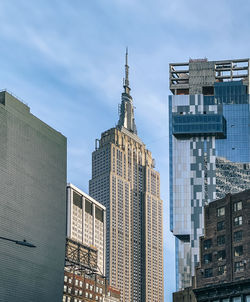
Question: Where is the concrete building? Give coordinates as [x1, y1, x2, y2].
[0, 90, 67, 301]
[89, 51, 164, 302]
[169, 58, 250, 290]
[194, 189, 250, 301]
[66, 183, 106, 275]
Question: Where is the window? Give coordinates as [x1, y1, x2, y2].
[232, 297, 241, 302]
[85, 292, 89, 298]
[95, 296, 99, 301]
[100, 288, 103, 294]
[218, 265, 226, 275]
[217, 221, 225, 231]
[69, 278, 72, 284]
[234, 261, 244, 272]
[234, 216, 242, 226]
[234, 201, 242, 212]
[86, 283, 89, 289]
[96, 286, 99, 293]
[68, 287, 72, 294]
[204, 268, 213, 278]
[217, 235, 225, 246]
[64, 285, 67, 292]
[204, 239, 212, 250]
[234, 230, 243, 242]
[90, 293, 93, 299]
[90, 285, 93, 290]
[204, 253, 212, 264]
[79, 290, 82, 296]
[234, 246, 243, 257]
[75, 279, 79, 286]
[64, 275, 68, 282]
[217, 250, 226, 260]
[217, 207, 225, 217]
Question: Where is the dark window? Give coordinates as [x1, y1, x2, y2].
[217, 235, 225, 246]
[95, 207, 104, 222]
[73, 191, 82, 209]
[204, 253, 212, 264]
[204, 239, 212, 250]
[234, 261, 244, 272]
[234, 246, 243, 257]
[204, 268, 213, 278]
[217, 221, 225, 231]
[217, 250, 226, 261]
[218, 265, 226, 275]
[85, 200, 93, 215]
[234, 231, 243, 242]
[202, 86, 214, 96]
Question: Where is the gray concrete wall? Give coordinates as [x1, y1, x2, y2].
[0, 91, 67, 302]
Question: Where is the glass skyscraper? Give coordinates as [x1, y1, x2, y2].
[169, 58, 250, 290]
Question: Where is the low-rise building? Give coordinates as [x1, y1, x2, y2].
[194, 189, 250, 302]
[63, 269, 120, 302]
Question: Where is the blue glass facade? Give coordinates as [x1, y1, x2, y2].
[173, 114, 226, 138]
[169, 80, 250, 290]
[216, 104, 250, 163]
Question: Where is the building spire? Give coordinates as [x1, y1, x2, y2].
[117, 48, 137, 134]
[123, 47, 131, 95]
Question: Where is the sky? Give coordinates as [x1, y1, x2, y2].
[0, 1, 250, 301]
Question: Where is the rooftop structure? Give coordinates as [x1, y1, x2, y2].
[169, 58, 250, 95]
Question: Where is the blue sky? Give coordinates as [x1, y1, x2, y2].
[1, 1, 250, 300]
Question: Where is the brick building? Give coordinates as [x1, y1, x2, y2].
[63, 270, 120, 302]
[194, 189, 250, 301]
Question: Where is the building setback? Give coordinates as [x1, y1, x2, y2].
[0, 91, 67, 302]
[194, 189, 250, 302]
[89, 51, 164, 302]
[169, 58, 250, 290]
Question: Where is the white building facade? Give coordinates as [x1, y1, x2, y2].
[66, 183, 106, 275]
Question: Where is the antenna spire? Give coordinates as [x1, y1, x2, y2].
[124, 47, 130, 95]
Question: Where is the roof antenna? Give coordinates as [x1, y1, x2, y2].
[123, 47, 130, 95]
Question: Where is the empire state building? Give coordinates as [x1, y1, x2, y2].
[89, 50, 164, 302]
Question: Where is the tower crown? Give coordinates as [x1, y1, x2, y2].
[117, 49, 137, 134]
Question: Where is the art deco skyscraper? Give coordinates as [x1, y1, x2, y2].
[169, 58, 250, 290]
[89, 51, 164, 302]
